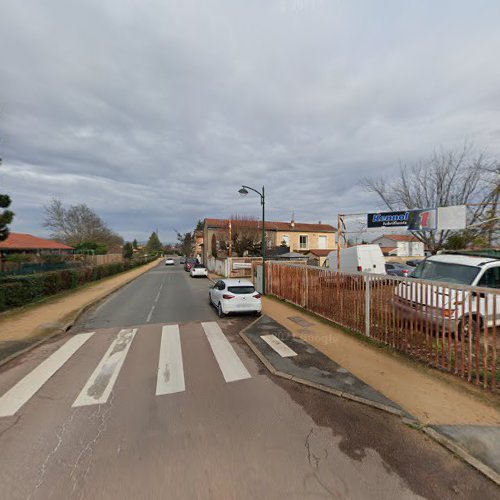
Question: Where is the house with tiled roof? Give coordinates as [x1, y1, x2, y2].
[371, 234, 425, 257]
[0, 232, 73, 256]
[202, 218, 336, 264]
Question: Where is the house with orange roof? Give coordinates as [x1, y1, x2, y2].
[371, 234, 425, 257]
[202, 218, 336, 264]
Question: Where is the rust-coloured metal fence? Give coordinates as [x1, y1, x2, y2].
[266, 262, 500, 391]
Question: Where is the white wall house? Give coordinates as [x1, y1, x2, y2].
[371, 234, 425, 257]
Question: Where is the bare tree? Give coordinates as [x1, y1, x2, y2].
[44, 198, 123, 248]
[216, 215, 262, 257]
[364, 142, 499, 253]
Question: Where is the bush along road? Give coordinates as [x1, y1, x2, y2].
[0, 256, 157, 312]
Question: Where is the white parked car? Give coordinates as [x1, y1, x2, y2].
[165, 258, 175, 266]
[190, 263, 208, 278]
[209, 278, 262, 317]
[395, 253, 500, 336]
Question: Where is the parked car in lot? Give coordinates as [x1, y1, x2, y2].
[165, 258, 175, 266]
[385, 262, 410, 277]
[190, 263, 208, 278]
[394, 253, 500, 337]
[209, 279, 262, 317]
[184, 258, 197, 271]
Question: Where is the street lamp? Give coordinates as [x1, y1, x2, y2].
[238, 185, 266, 294]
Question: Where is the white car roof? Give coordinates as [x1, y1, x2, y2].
[427, 254, 498, 267]
[220, 278, 254, 286]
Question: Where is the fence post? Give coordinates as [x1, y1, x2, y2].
[304, 265, 308, 308]
[365, 274, 371, 338]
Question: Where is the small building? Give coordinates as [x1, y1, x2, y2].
[305, 249, 335, 267]
[0, 232, 73, 256]
[371, 234, 424, 257]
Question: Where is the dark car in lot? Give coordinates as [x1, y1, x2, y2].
[385, 262, 410, 277]
[184, 258, 198, 272]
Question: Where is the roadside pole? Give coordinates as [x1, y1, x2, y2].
[365, 274, 371, 338]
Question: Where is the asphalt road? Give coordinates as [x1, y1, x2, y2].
[0, 260, 497, 499]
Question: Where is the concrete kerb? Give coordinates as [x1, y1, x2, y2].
[0, 259, 161, 370]
[239, 322, 406, 419]
[422, 427, 500, 487]
[239, 319, 500, 487]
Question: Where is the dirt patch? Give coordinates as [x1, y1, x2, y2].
[262, 297, 500, 426]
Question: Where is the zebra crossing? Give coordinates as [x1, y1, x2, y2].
[0, 322, 252, 418]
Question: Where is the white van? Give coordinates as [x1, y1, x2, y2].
[324, 245, 386, 274]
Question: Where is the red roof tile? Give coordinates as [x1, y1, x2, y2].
[204, 218, 336, 232]
[0, 233, 73, 250]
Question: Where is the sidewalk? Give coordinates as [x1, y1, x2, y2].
[241, 296, 500, 485]
[0, 258, 161, 365]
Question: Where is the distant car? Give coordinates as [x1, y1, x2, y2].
[184, 258, 197, 271]
[165, 258, 175, 266]
[190, 263, 208, 278]
[385, 262, 410, 277]
[209, 278, 262, 318]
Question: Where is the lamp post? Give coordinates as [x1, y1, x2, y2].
[238, 185, 266, 294]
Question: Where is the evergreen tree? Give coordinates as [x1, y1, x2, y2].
[0, 194, 14, 242]
[123, 242, 134, 259]
[132, 239, 138, 249]
[146, 232, 162, 253]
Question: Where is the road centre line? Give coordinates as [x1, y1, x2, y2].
[0, 332, 94, 417]
[202, 322, 251, 383]
[146, 276, 166, 323]
[156, 325, 185, 395]
[73, 328, 137, 407]
[260, 334, 298, 358]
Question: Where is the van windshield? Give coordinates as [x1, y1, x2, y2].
[411, 261, 480, 285]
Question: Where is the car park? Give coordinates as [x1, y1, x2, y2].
[165, 258, 175, 266]
[184, 258, 197, 271]
[209, 278, 262, 317]
[385, 262, 410, 277]
[190, 263, 208, 278]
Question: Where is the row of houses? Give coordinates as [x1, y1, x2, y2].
[196, 218, 425, 265]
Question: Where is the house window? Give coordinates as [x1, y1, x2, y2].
[282, 235, 289, 246]
[299, 235, 308, 249]
[318, 235, 327, 249]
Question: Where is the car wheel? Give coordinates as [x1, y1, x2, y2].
[458, 315, 480, 339]
[217, 303, 225, 318]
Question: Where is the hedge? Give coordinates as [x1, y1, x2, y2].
[0, 257, 157, 313]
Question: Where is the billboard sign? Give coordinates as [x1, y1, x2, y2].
[367, 209, 437, 230]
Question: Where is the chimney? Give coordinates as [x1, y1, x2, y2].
[291, 211, 295, 228]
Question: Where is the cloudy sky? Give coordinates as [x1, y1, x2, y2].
[1, 0, 499, 243]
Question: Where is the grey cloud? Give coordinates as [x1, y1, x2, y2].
[1, 0, 500, 242]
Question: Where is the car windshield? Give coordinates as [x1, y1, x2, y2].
[411, 260, 480, 285]
[194, 264, 205, 268]
[187, 258, 197, 263]
[227, 286, 255, 294]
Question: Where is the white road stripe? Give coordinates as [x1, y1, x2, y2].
[260, 334, 298, 358]
[202, 322, 251, 383]
[73, 328, 137, 407]
[156, 325, 185, 395]
[0, 333, 94, 417]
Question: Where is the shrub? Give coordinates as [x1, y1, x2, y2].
[0, 256, 156, 312]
